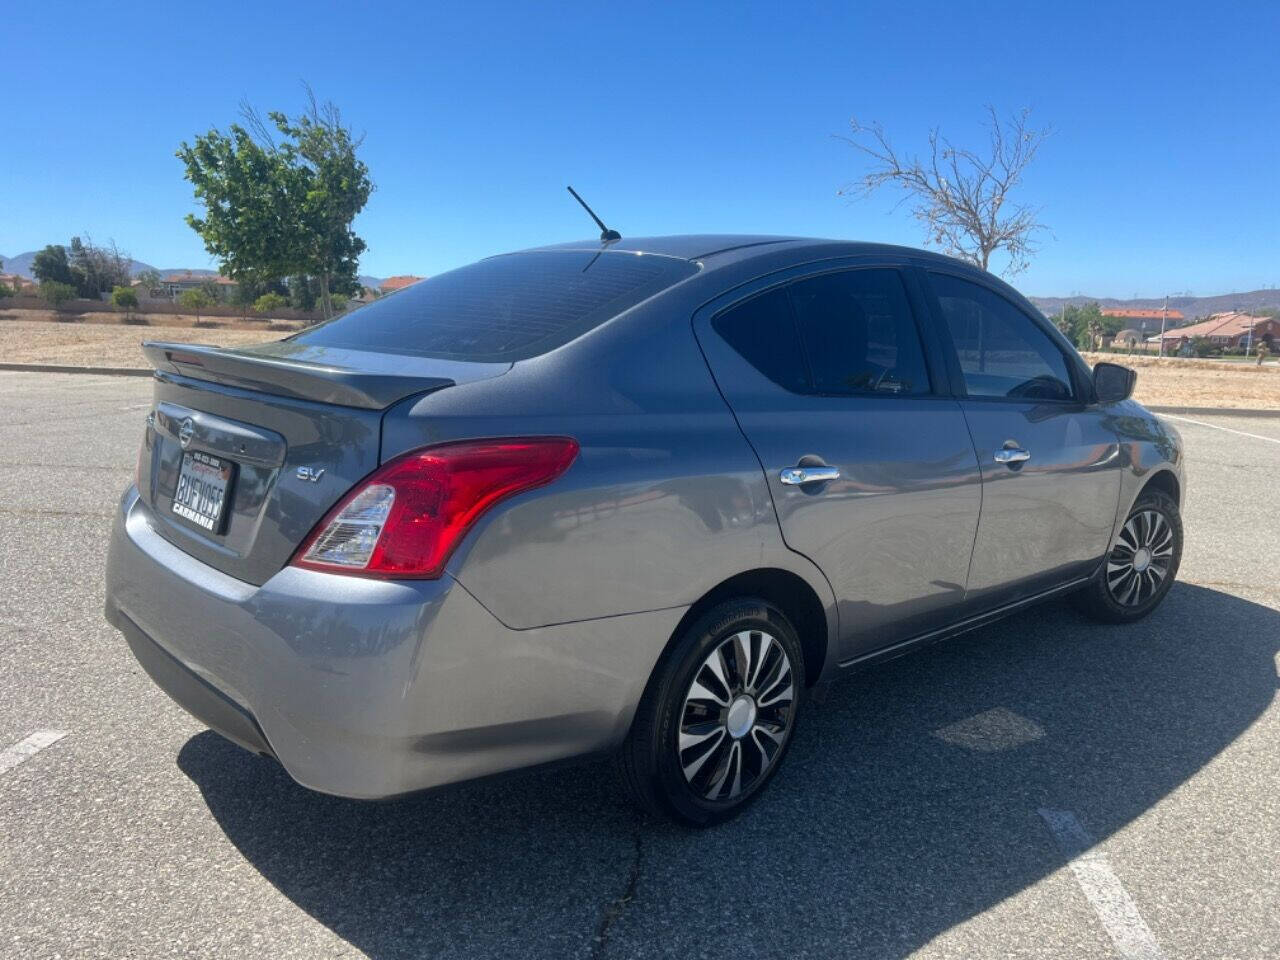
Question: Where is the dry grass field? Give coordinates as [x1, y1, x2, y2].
[1080, 352, 1280, 410]
[0, 318, 292, 367]
[2, 315, 1276, 410]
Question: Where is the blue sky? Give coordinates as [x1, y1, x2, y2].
[3, 0, 1277, 297]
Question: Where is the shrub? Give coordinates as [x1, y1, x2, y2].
[177, 288, 213, 323]
[0, 282, 14, 299]
[253, 292, 288, 315]
[111, 285, 140, 322]
[40, 280, 77, 317]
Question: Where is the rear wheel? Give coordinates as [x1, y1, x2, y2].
[1074, 488, 1182, 623]
[616, 598, 804, 826]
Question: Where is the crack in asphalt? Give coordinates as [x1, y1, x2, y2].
[591, 812, 646, 959]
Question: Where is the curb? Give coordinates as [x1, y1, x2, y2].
[0, 362, 152, 377]
[1146, 405, 1280, 419]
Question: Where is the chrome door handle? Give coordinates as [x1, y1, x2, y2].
[780, 465, 840, 485]
[993, 446, 1031, 464]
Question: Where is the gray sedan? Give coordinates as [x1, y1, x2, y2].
[104, 235, 1183, 825]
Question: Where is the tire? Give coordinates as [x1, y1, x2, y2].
[1073, 487, 1183, 624]
[615, 598, 805, 826]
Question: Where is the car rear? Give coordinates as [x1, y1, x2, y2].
[104, 247, 702, 797]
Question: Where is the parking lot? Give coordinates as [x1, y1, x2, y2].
[1, 370, 1277, 959]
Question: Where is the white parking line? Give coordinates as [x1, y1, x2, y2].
[1160, 414, 1280, 445]
[1039, 809, 1166, 960]
[0, 730, 69, 777]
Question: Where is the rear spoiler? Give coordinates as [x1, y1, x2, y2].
[141, 341, 460, 410]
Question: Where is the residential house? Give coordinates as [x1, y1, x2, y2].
[1101, 307, 1185, 341]
[162, 272, 238, 300]
[1149, 312, 1279, 351]
[0, 273, 37, 294]
[379, 275, 424, 294]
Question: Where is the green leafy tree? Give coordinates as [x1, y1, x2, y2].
[252, 291, 288, 315]
[177, 86, 373, 320]
[178, 288, 213, 322]
[31, 245, 75, 286]
[111, 285, 140, 321]
[40, 280, 77, 312]
[0, 281, 14, 299]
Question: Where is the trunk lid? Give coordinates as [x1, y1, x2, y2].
[136, 341, 510, 585]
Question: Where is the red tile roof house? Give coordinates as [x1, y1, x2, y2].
[1149, 312, 1280, 350]
[379, 275, 424, 294]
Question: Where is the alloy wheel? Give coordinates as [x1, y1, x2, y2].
[1106, 509, 1175, 607]
[677, 629, 795, 802]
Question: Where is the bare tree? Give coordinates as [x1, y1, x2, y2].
[838, 107, 1050, 275]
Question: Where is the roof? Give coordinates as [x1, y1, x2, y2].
[162, 272, 235, 285]
[1150, 312, 1274, 340]
[1114, 328, 1146, 340]
[1101, 307, 1185, 321]
[526, 235, 981, 271]
[380, 275, 424, 292]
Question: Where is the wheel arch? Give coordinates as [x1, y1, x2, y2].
[663, 568, 831, 687]
[1138, 468, 1181, 507]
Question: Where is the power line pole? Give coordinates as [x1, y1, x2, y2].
[1158, 295, 1169, 358]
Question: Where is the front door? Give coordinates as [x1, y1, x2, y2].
[925, 272, 1121, 609]
[695, 265, 982, 661]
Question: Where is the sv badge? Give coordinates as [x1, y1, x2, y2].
[296, 466, 326, 484]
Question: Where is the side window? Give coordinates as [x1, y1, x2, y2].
[710, 287, 809, 393]
[930, 274, 1075, 402]
[788, 269, 931, 395]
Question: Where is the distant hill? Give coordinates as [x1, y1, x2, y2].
[1030, 289, 1280, 323]
[1, 250, 161, 278]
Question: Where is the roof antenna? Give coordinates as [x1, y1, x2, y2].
[567, 186, 622, 243]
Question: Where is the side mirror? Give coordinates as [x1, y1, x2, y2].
[1093, 362, 1137, 404]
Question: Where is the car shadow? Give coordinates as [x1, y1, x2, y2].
[177, 582, 1279, 959]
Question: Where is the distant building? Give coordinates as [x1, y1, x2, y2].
[1149, 312, 1279, 350]
[379, 275, 424, 294]
[1113, 328, 1146, 349]
[0, 273, 37, 294]
[161, 272, 237, 300]
[1100, 307, 1185, 340]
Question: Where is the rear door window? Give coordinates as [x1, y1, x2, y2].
[290, 251, 699, 362]
[710, 287, 810, 393]
[788, 269, 931, 395]
[930, 273, 1075, 401]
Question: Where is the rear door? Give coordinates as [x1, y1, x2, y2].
[923, 272, 1121, 608]
[694, 263, 982, 662]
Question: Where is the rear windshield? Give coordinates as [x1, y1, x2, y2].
[290, 250, 699, 362]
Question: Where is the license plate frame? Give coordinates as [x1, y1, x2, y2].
[171, 450, 236, 534]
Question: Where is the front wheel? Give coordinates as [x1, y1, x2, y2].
[1074, 487, 1183, 623]
[616, 598, 804, 826]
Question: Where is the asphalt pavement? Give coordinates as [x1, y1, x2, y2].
[1, 372, 1277, 959]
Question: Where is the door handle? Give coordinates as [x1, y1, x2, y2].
[780, 465, 841, 485]
[993, 446, 1031, 464]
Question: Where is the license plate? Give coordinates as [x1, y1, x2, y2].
[172, 451, 235, 533]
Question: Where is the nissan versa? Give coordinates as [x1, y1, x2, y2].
[105, 235, 1184, 825]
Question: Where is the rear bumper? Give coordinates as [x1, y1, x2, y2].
[105, 488, 684, 799]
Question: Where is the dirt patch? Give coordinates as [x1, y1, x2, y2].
[0, 319, 291, 368]
[1082, 352, 1280, 410]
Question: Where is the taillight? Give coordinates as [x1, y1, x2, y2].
[291, 437, 579, 579]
